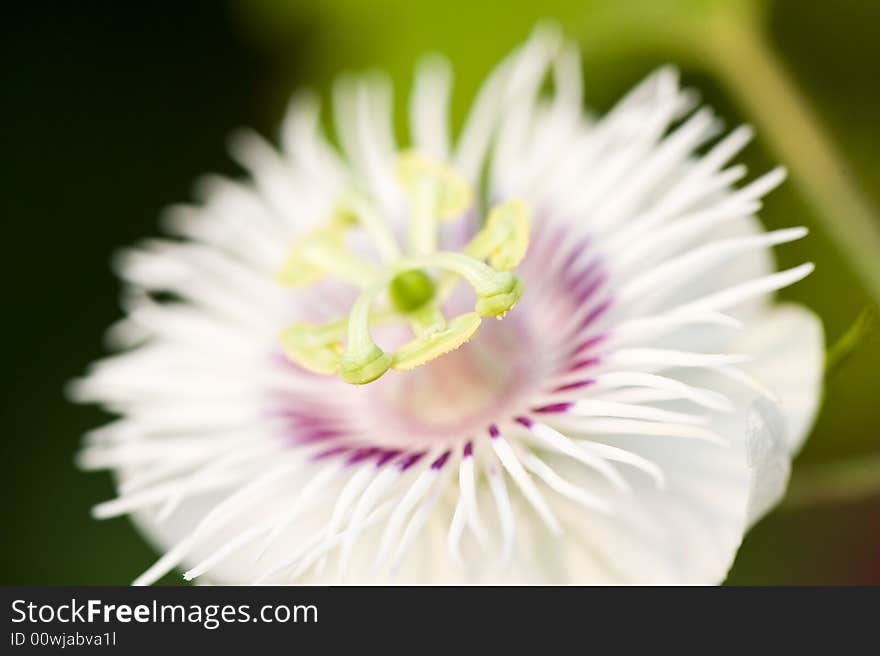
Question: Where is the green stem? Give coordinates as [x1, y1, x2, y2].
[824, 305, 879, 379]
[704, 17, 880, 306]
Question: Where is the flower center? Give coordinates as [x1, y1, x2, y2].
[276, 153, 531, 385]
[371, 315, 534, 438]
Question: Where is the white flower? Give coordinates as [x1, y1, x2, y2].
[73, 25, 824, 585]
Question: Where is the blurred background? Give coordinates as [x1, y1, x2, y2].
[2, 0, 878, 584]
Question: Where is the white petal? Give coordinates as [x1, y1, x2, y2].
[730, 303, 825, 454]
[409, 55, 452, 160]
[744, 398, 791, 525]
[522, 432, 751, 583]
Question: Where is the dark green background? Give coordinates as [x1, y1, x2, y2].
[2, 0, 878, 584]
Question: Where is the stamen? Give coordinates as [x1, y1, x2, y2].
[339, 281, 393, 384]
[392, 312, 482, 371]
[407, 172, 439, 255]
[464, 198, 530, 270]
[276, 226, 380, 288]
[434, 197, 529, 298]
[397, 153, 473, 221]
[396, 251, 523, 318]
[279, 307, 399, 376]
[397, 153, 473, 255]
[279, 322, 343, 375]
[276, 154, 531, 384]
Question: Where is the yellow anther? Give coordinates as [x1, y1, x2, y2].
[279, 323, 343, 374]
[474, 274, 523, 318]
[392, 312, 482, 371]
[276, 225, 380, 288]
[395, 152, 473, 220]
[466, 198, 530, 270]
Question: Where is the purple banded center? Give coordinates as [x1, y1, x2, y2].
[270, 222, 609, 470]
